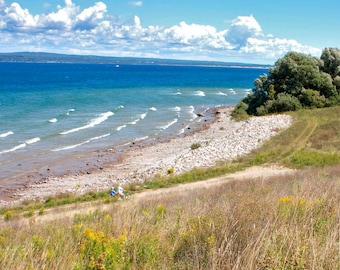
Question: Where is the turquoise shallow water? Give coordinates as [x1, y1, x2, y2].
[0, 62, 267, 182]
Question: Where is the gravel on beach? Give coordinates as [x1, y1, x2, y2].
[1, 107, 292, 207]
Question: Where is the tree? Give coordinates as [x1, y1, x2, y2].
[269, 52, 323, 96]
[234, 48, 340, 117]
[321, 48, 340, 78]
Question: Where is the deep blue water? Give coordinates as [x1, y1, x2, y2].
[0, 62, 267, 181]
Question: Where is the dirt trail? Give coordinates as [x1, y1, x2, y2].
[1, 165, 295, 227]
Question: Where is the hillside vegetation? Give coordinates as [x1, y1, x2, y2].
[232, 48, 340, 118]
[0, 106, 339, 269]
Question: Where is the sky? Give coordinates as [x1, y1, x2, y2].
[0, 0, 338, 64]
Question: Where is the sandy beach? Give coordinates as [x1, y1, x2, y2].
[0, 107, 292, 207]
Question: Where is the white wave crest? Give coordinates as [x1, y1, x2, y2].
[188, 106, 197, 121]
[0, 143, 26, 154]
[0, 131, 14, 138]
[229, 88, 236, 94]
[60, 111, 114, 135]
[216, 91, 228, 96]
[128, 119, 139, 125]
[149, 107, 157, 111]
[134, 136, 149, 142]
[25, 137, 40, 144]
[48, 118, 58, 123]
[54, 133, 110, 151]
[159, 118, 178, 131]
[116, 125, 127, 131]
[171, 106, 181, 112]
[194, 91, 205, 96]
[66, 109, 75, 115]
[140, 112, 147, 120]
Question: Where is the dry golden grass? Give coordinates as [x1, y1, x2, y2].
[0, 165, 339, 269]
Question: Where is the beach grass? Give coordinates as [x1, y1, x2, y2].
[0, 165, 339, 269]
[0, 106, 340, 268]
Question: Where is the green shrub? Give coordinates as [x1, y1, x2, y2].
[191, 143, 201, 150]
[38, 207, 44, 216]
[231, 101, 249, 120]
[299, 89, 326, 108]
[4, 210, 13, 221]
[267, 93, 302, 113]
[23, 209, 34, 218]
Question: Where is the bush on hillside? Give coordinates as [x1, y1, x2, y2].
[234, 48, 340, 116]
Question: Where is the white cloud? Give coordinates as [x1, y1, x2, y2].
[225, 15, 262, 47]
[40, 2, 77, 30]
[129, 1, 142, 7]
[75, 2, 106, 30]
[0, 1, 322, 64]
[2, 2, 37, 29]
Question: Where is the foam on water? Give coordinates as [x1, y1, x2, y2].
[217, 91, 228, 96]
[194, 91, 206, 96]
[54, 133, 110, 151]
[188, 106, 197, 121]
[128, 119, 139, 125]
[229, 88, 237, 94]
[25, 137, 41, 144]
[171, 106, 181, 112]
[66, 109, 75, 116]
[127, 108, 154, 126]
[139, 111, 148, 120]
[158, 118, 179, 131]
[0, 143, 26, 154]
[0, 131, 14, 138]
[116, 125, 127, 131]
[60, 111, 114, 135]
[48, 118, 58, 123]
[134, 136, 149, 142]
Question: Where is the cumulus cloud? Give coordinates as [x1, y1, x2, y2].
[225, 15, 262, 47]
[1, 2, 37, 30]
[0, 0, 321, 63]
[75, 2, 106, 30]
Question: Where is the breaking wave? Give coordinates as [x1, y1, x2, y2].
[60, 111, 114, 135]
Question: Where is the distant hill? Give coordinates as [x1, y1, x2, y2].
[0, 52, 271, 68]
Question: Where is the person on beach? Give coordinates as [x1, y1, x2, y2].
[117, 184, 125, 199]
[110, 187, 117, 197]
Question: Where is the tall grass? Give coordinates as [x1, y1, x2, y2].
[0, 165, 339, 269]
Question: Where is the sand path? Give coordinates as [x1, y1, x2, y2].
[1, 164, 296, 227]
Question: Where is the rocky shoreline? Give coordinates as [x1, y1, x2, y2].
[0, 107, 292, 207]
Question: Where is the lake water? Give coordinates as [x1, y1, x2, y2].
[0, 62, 267, 182]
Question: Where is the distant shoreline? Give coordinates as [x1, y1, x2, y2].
[0, 52, 272, 69]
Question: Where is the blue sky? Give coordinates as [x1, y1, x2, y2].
[0, 0, 338, 64]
